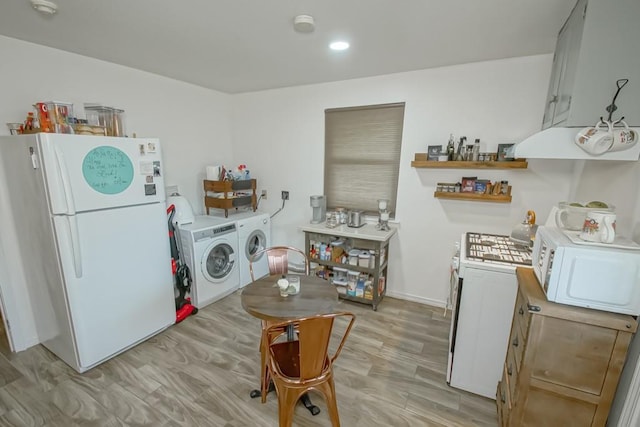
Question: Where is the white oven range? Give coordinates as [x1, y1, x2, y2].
[446, 232, 532, 399]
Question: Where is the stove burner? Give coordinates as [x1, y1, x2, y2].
[466, 232, 532, 266]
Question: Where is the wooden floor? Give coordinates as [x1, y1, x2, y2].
[0, 293, 498, 426]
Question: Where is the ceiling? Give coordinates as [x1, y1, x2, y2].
[0, 0, 577, 94]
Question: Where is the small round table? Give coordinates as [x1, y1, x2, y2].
[241, 274, 339, 416]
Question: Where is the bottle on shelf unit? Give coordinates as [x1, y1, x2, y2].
[472, 139, 480, 161]
[447, 134, 455, 160]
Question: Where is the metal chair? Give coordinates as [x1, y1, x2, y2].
[249, 245, 310, 281]
[266, 312, 356, 427]
[249, 246, 310, 403]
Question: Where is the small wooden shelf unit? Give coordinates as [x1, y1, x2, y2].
[434, 187, 512, 203]
[302, 229, 392, 311]
[203, 179, 257, 217]
[411, 153, 528, 169]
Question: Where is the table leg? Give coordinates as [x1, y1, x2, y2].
[250, 383, 319, 416]
[249, 381, 274, 398]
[301, 393, 321, 415]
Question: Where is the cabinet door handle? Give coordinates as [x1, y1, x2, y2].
[548, 94, 558, 105]
[512, 336, 519, 348]
[501, 391, 506, 403]
[518, 306, 524, 316]
[507, 364, 513, 376]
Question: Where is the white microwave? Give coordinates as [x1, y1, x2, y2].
[532, 226, 640, 315]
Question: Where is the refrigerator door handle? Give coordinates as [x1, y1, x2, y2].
[67, 215, 83, 278]
[54, 146, 76, 215]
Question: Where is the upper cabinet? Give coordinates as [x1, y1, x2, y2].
[542, 0, 640, 128]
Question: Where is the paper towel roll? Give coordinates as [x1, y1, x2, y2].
[206, 165, 221, 181]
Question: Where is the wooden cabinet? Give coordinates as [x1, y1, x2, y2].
[300, 224, 397, 311]
[497, 268, 637, 426]
[203, 179, 256, 217]
[542, 0, 640, 128]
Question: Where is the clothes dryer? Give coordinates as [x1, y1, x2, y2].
[237, 211, 271, 287]
[207, 210, 271, 287]
[178, 216, 240, 308]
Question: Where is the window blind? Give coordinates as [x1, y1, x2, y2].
[324, 103, 404, 215]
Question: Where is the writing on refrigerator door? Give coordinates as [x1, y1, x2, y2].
[82, 146, 133, 194]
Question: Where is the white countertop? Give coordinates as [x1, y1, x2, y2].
[299, 222, 398, 242]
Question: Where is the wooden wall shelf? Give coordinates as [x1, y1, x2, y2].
[411, 153, 528, 169]
[434, 191, 512, 203]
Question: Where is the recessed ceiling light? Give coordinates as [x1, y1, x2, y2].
[329, 41, 349, 51]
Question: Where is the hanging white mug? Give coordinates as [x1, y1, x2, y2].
[609, 120, 638, 152]
[575, 120, 613, 155]
[580, 211, 616, 244]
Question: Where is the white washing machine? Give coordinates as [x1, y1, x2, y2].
[177, 216, 240, 309]
[208, 210, 271, 287]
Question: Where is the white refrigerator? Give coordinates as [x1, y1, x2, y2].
[0, 133, 175, 372]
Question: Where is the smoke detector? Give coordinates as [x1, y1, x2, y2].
[31, 0, 58, 15]
[293, 15, 315, 33]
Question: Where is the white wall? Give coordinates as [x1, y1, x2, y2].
[0, 36, 232, 349]
[0, 36, 233, 213]
[230, 55, 575, 306]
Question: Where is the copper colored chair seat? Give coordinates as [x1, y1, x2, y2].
[266, 312, 356, 427]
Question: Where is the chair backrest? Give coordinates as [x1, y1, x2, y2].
[249, 245, 310, 281]
[267, 312, 356, 381]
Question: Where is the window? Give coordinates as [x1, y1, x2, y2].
[324, 102, 404, 216]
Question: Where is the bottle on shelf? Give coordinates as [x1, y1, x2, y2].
[447, 134, 455, 160]
[455, 136, 466, 161]
[472, 139, 480, 161]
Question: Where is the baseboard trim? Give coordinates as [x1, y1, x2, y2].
[385, 291, 446, 309]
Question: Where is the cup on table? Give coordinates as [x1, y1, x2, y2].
[580, 211, 616, 243]
[575, 121, 614, 155]
[277, 278, 290, 297]
[609, 120, 638, 152]
[287, 276, 300, 294]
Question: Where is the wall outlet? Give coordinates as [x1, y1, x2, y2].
[281, 191, 289, 200]
[261, 189, 267, 200]
[166, 185, 179, 195]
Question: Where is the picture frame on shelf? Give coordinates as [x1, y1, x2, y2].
[461, 176, 477, 193]
[497, 143, 515, 161]
[427, 145, 443, 161]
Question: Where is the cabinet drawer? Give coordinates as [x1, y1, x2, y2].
[509, 319, 525, 373]
[522, 387, 596, 427]
[497, 379, 511, 426]
[515, 289, 531, 338]
[506, 346, 518, 400]
[530, 316, 617, 395]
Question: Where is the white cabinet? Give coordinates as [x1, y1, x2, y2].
[542, 0, 640, 128]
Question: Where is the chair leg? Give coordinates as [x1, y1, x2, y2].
[316, 379, 341, 427]
[275, 385, 305, 427]
[260, 329, 269, 403]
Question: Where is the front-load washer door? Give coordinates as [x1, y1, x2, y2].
[245, 229, 267, 261]
[201, 240, 237, 283]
